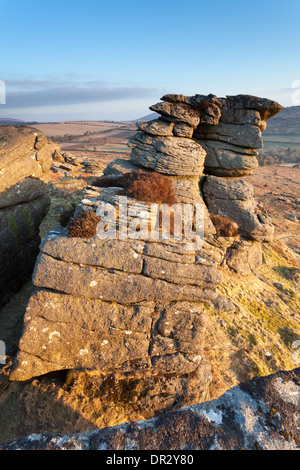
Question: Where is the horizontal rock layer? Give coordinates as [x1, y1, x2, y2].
[194, 121, 263, 149]
[133, 93, 282, 177]
[128, 132, 206, 176]
[32, 253, 220, 304]
[10, 287, 210, 383]
[200, 140, 259, 177]
[101, 158, 216, 235]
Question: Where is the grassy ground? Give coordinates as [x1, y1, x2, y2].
[205, 242, 300, 399]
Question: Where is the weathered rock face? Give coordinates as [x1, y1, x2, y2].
[222, 240, 263, 275]
[0, 126, 57, 307]
[0, 126, 55, 194]
[9, 228, 216, 414]
[202, 175, 274, 242]
[129, 132, 206, 176]
[9, 108, 224, 414]
[2, 368, 299, 450]
[127, 129, 211, 230]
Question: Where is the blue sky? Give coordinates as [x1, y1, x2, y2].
[1, 0, 300, 121]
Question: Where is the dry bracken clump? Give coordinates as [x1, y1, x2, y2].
[210, 213, 240, 238]
[94, 170, 178, 206]
[197, 99, 211, 111]
[93, 172, 137, 190]
[67, 210, 101, 238]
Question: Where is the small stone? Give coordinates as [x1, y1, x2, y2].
[213, 295, 236, 312]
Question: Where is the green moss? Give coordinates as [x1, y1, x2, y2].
[278, 327, 300, 347]
[20, 207, 36, 239]
[5, 213, 19, 249]
[39, 190, 82, 239]
[262, 244, 289, 267]
[227, 326, 238, 337]
[33, 199, 43, 214]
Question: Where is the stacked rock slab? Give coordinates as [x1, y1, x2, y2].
[0, 126, 57, 307]
[104, 93, 283, 273]
[104, 97, 216, 235]
[82, 160, 105, 176]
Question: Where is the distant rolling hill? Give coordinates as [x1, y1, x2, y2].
[135, 112, 159, 121]
[264, 106, 300, 136]
[0, 118, 29, 126]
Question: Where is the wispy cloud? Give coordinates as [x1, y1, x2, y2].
[3, 79, 162, 109]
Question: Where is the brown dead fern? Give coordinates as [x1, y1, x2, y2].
[94, 170, 178, 206]
[67, 210, 101, 238]
[210, 213, 240, 238]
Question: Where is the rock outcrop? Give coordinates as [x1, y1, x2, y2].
[2, 368, 299, 450]
[8, 93, 284, 420]
[51, 150, 105, 177]
[0, 126, 57, 307]
[103, 92, 282, 267]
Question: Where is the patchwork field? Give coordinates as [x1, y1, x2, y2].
[29, 121, 137, 160]
[263, 134, 300, 150]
